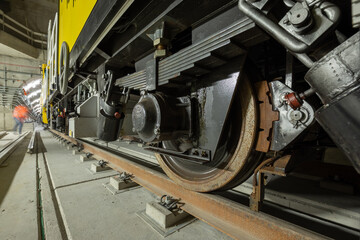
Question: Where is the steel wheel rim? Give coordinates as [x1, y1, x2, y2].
[156, 73, 261, 192]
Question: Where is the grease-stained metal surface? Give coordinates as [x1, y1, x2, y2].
[269, 81, 315, 151]
[50, 129, 325, 240]
[196, 59, 244, 156]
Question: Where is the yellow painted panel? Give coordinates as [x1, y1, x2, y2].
[42, 107, 48, 124]
[59, 0, 97, 52]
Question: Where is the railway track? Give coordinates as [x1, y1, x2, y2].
[49, 129, 352, 240]
[0, 131, 30, 165]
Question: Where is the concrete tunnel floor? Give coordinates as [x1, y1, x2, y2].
[0, 130, 233, 240]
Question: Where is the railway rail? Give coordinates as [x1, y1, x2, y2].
[49, 129, 329, 240]
[0, 132, 7, 139]
[0, 131, 30, 165]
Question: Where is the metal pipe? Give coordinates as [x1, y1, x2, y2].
[290, 52, 314, 68]
[0, 69, 41, 76]
[299, 88, 316, 99]
[0, 9, 46, 37]
[0, 62, 40, 69]
[238, 0, 341, 53]
[335, 30, 347, 43]
[0, 19, 46, 45]
[238, 0, 310, 53]
[77, 85, 82, 103]
[0, 77, 24, 82]
[283, 0, 295, 8]
[319, 1, 340, 24]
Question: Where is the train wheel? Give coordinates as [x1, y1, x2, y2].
[156, 73, 264, 192]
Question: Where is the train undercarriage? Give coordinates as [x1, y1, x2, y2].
[46, 0, 360, 193]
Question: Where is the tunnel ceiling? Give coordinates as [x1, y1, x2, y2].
[0, 0, 56, 111]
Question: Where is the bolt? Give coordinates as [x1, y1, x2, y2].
[154, 127, 160, 135]
[98, 160, 108, 168]
[290, 110, 303, 121]
[114, 112, 122, 119]
[201, 151, 208, 157]
[193, 150, 199, 156]
[164, 196, 172, 204]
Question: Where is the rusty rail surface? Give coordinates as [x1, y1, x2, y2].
[49, 129, 326, 240]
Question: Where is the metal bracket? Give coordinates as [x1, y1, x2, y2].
[249, 155, 292, 212]
[279, 2, 337, 46]
[98, 160, 108, 168]
[269, 80, 314, 151]
[118, 172, 134, 183]
[77, 144, 84, 152]
[101, 70, 115, 103]
[159, 195, 182, 212]
[145, 21, 169, 91]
